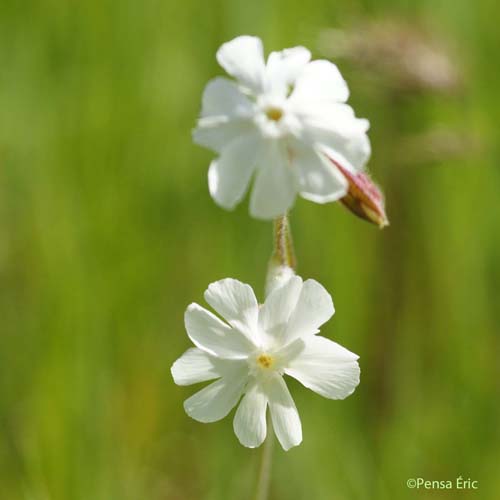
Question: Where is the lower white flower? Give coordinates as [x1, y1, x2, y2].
[171, 275, 360, 450]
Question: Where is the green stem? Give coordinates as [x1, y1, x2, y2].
[256, 214, 296, 497]
[254, 418, 274, 500]
[265, 214, 297, 297]
[271, 214, 296, 270]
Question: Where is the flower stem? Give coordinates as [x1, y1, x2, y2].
[272, 214, 296, 269]
[265, 214, 297, 296]
[255, 418, 274, 500]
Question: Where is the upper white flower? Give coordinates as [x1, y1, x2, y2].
[193, 35, 371, 219]
[171, 275, 360, 450]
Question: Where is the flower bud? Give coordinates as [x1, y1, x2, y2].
[330, 159, 388, 228]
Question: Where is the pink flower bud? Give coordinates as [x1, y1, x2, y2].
[329, 158, 389, 228]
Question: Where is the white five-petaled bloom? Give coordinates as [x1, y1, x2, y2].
[171, 275, 360, 450]
[193, 35, 371, 219]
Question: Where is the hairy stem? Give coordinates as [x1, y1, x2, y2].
[271, 214, 296, 269]
[265, 214, 297, 296]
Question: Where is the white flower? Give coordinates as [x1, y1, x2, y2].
[171, 275, 360, 450]
[193, 35, 371, 219]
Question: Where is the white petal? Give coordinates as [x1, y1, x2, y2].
[171, 347, 220, 386]
[259, 276, 302, 349]
[290, 60, 349, 104]
[204, 279, 260, 345]
[265, 47, 311, 94]
[233, 381, 268, 448]
[284, 336, 360, 400]
[184, 370, 247, 423]
[297, 103, 371, 172]
[292, 140, 348, 203]
[265, 264, 296, 297]
[193, 76, 256, 154]
[185, 303, 253, 359]
[321, 132, 371, 174]
[249, 141, 297, 219]
[266, 375, 302, 451]
[285, 279, 335, 342]
[297, 102, 369, 138]
[208, 133, 260, 210]
[199, 77, 254, 118]
[171, 347, 243, 386]
[193, 116, 254, 153]
[216, 36, 266, 93]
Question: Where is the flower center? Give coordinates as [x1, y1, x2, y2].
[256, 353, 274, 370]
[265, 106, 283, 122]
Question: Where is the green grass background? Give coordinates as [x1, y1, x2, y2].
[0, 0, 499, 498]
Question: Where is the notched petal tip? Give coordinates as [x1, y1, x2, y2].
[170, 360, 194, 387]
[185, 302, 201, 315]
[337, 366, 361, 400]
[284, 440, 303, 451]
[170, 362, 179, 383]
[216, 36, 265, 92]
[236, 438, 263, 449]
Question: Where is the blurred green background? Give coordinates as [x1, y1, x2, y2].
[1, 0, 499, 498]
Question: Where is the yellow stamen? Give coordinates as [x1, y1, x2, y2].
[265, 107, 283, 122]
[257, 354, 274, 369]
